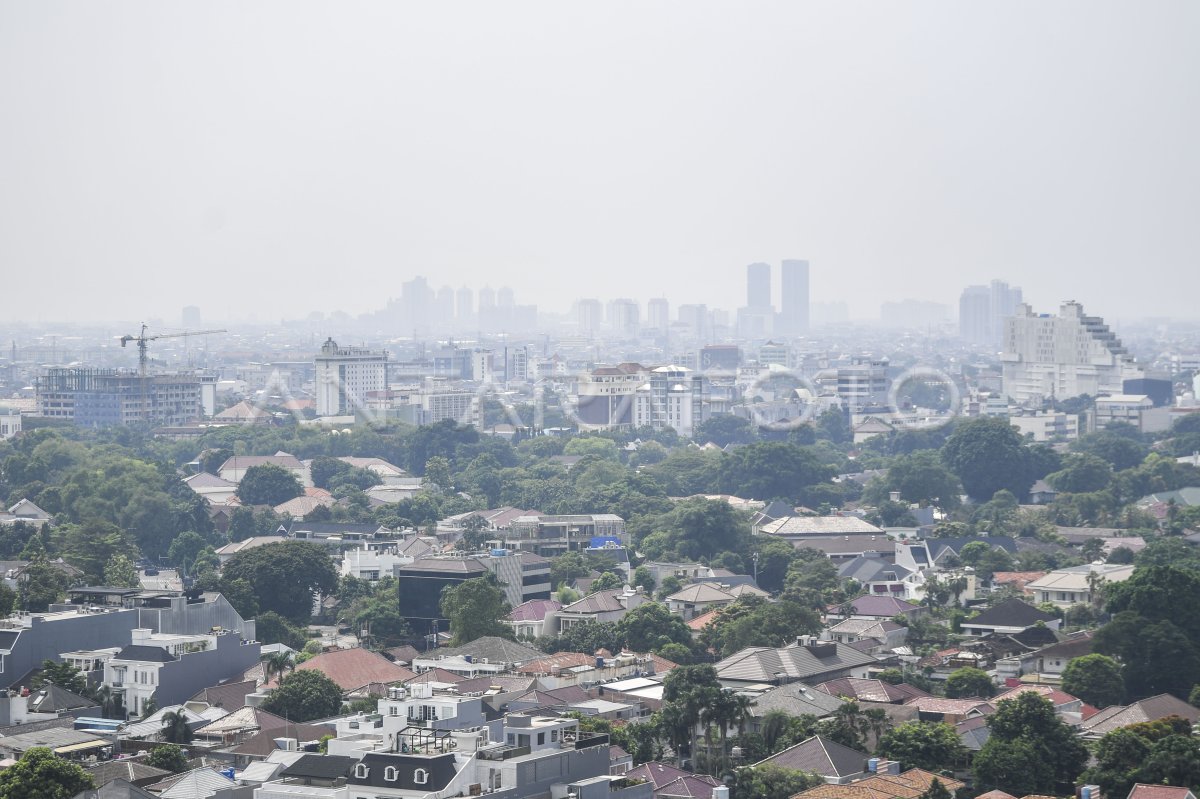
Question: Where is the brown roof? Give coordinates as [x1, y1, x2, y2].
[294, 648, 416, 692]
[792, 769, 964, 799]
[231, 722, 332, 757]
[1127, 786, 1197, 799]
[404, 668, 465, 685]
[188, 679, 257, 710]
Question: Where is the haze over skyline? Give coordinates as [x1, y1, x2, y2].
[2, 1, 1198, 324]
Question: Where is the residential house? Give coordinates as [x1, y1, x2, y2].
[756, 515, 884, 540]
[713, 636, 877, 688]
[825, 595, 924, 622]
[1025, 563, 1135, 608]
[837, 554, 916, 599]
[1080, 694, 1200, 740]
[663, 584, 737, 622]
[960, 599, 1060, 637]
[792, 767, 965, 799]
[0, 499, 52, 528]
[556, 587, 646, 634]
[290, 648, 416, 694]
[813, 678, 929, 705]
[820, 619, 907, 654]
[505, 599, 562, 641]
[218, 453, 311, 486]
[752, 735, 868, 784]
[895, 536, 1018, 572]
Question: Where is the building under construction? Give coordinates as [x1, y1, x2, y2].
[37, 368, 215, 428]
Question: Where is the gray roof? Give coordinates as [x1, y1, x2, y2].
[961, 599, 1056, 630]
[73, 779, 159, 799]
[426, 636, 544, 665]
[755, 734, 867, 778]
[715, 640, 878, 685]
[751, 683, 845, 718]
[838, 556, 910, 583]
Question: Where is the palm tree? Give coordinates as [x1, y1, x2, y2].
[761, 709, 791, 754]
[161, 709, 193, 744]
[720, 693, 754, 772]
[263, 651, 293, 684]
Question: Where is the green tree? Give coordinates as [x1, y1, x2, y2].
[145, 743, 189, 773]
[440, 577, 512, 645]
[550, 552, 590, 588]
[716, 442, 832, 503]
[974, 693, 1088, 796]
[945, 667, 995, 698]
[1062, 654, 1125, 708]
[0, 747, 94, 799]
[733, 763, 822, 799]
[563, 437, 620, 460]
[631, 566, 656, 594]
[31, 659, 86, 695]
[310, 456, 350, 490]
[422, 456, 453, 491]
[693, 416, 757, 447]
[103, 553, 141, 588]
[616, 602, 693, 653]
[167, 530, 209, 575]
[237, 463, 303, 506]
[877, 450, 963, 510]
[1047, 453, 1114, 494]
[662, 665, 723, 768]
[221, 541, 339, 622]
[160, 710, 193, 744]
[877, 721, 967, 772]
[261, 670, 344, 722]
[19, 553, 69, 612]
[918, 778, 953, 799]
[941, 416, 1033, 501]
[634, 498, 752, 563]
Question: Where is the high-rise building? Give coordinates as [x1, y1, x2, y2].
[314, 337, 389, 416]
[497, 286, 515, 308]
[455, 286, 474, 322]
[1002, 301, 1144, 404]
[677, 304, 709, 341]
[478, 285, 496, 310]
[647, 298, 670, 331]
[633, 365, 706, 437]
[575, 363, 645, 430]
[960, 280, 1023, 347]
[746, 262, 772, 309]
[435, 286, 455, 327]
[959, 285, 992, 344]
[181, 306, 202, 329]
[606, 299, 640, 336]
[575, 299, 603, 334]
[400, 276, 434, 332]
[780, 259, 810, 334]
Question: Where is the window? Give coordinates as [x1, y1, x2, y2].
[383, 766, 398, 782]
[354, 763, 369, 779]
[389, 706, 398, 716]
[414, 768, 428, 785]
[537, 732, 545, 745]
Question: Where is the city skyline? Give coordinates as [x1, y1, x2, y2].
[2, 2, 1198, 324]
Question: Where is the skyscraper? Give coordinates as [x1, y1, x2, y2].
[959, 280, 1023, 347]
[455, 286, 474, 321]
[746, 262, 772, 309]
[780, 259, 810, 334]
[647, 298, 670, 331]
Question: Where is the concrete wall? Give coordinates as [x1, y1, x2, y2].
[155, 634, 261, 707]
[138, 595, 256, 641]
[1, 609, 140, 690]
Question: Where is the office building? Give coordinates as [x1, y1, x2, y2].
[37, 368, 213, 428]
[575, 299, 603, 334]
[780, 259, 810, 335]
[746, 262, 772, 308]
[1002, 301, 1145, 404]
[314, 338, 389, 416]
[575, 364, 645, 431]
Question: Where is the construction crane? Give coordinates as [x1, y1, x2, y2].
[120, 324, 227, 377]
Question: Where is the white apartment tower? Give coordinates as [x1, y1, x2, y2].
[315, 337, 389, 416]
[1002, 301, 1144, 405]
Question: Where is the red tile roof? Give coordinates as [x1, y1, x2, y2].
[294, 648, 416, 691]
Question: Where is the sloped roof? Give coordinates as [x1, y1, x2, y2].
[404, 667, 465, 685]
[831, 595, 922, 617]
[506, 598, 562, 622]
[218, 454, 304, 472]
[188, 679, 257, 710]
[182, 472, 237, 489]
[273, 495, 334, 517]
[1080, 693, 1200, 736]
[761, 516, 883, 536]
[1127, 786, 1197, 799]
[751, 683, 845, 718]
[715, 640, 877, 685]
[754, 734, 867, 777]
[214, 401, 271, 421]
[665, 583, 736, 604]
[961, 599, 1056, 630]
[73, 779, 159, 799]
[560, 589, 628, 615]
[793, 768, 965, 799]
[295, 648, 416, 691]
[422, 636, 544, 665]
[86, 759, 172, 788]
[626, 761, 692, 789]
[814, 677, 929, 704]
[156, 768, 237, 799]
[27, 682, 98, 713]
[231, 722, 331, 757]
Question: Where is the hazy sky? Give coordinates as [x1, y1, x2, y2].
[2, 2, 1197, 324]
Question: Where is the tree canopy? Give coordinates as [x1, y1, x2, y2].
[220, 541, 339, 622]
[261, 670, 344, 722]
[0, 747, 94, 799]
[941, 417, 1033, 501]
[440, 577, 512, 645]
[237, 463, 303, 506]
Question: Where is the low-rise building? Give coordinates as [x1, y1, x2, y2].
[1026, 563, 1136, 608]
